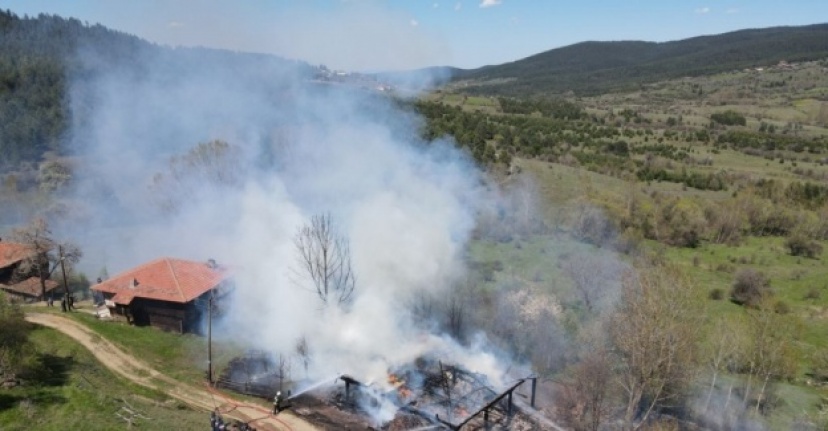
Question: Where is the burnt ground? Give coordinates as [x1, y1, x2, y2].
[288, 389, 378, 431]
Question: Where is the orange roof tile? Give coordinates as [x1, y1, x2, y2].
[0, 277, 60, 297]
[0, 242, 35, 269]
[91, 257, 230, 305]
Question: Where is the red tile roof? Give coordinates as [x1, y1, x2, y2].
[0, 241, 35, 269]
[0, 277, 59, 297]
[91, 257, 230, 305]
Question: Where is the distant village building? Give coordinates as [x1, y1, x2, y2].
[91, 257, 233, 333]
[0, 239, 59, 302]
[777, 60, 793, 70]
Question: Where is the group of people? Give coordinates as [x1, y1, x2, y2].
[209, 408, 257, 431]
[45, 293, 75, 312]
[208, 389, 289, 430]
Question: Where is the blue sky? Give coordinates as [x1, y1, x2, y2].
[1, 0, 826, 71]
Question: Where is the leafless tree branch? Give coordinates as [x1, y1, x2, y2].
[293, 213, 355, 307]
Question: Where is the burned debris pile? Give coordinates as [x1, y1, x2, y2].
[383, 357, 542, 430]
[290, 356, 547, 430]
[215, 352, 549, 429]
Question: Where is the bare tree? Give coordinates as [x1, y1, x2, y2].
[611, 264, 701, 431]
[277, 353, 292, 393]
[295, 336, 311, 378]
[557, 347, 614, 431]
[11, 218, 82, 300]
[293, 213, 355, 306]
[701, 316, 744, 413]
[744, 301, 799, 414]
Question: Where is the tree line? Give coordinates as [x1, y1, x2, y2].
[452, 24, 828, 97]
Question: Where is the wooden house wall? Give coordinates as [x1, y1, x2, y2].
[94, 287, 224, 334]
[0, 287, 35, 303]
[129, 298, 204, 334]
[0, 264, 16, 284]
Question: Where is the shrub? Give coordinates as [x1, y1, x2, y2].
[711, 110, 747, 126]
[804, 287, 821, 301]
[785, 234, 823, 258]
[811, 349, 828, 383]
[773, 300, 791, 314]
[709, 288, 724, 300]
[730, 268, 772, 307]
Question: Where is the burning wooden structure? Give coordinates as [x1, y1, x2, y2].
[331, 357, 543, 430]
[215, 352, 549, 430]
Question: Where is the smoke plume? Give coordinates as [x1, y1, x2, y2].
[63, 23, 511, 408]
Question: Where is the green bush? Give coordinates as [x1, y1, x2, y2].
[711, 110, 747, 126]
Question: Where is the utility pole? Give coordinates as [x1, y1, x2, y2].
[59, 245, 69, 312]
[207, 289, 213, 385]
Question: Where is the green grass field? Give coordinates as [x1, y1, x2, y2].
[49, 311, 248, 388]
[0, 324, 206, 431]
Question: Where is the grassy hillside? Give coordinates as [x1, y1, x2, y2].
[417, 61, 828, 427]
[450, 23, 828, 96]
[0, 323, 206, 430]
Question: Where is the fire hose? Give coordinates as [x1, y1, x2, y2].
[205, 383, 295, 431]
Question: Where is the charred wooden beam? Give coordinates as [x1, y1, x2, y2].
[339, 375, 361, 386]
[452, 379, 526, 430]
[339, 374, 361, 402]
[399, 405, 453, 430]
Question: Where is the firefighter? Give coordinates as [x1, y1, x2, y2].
[273, 391, 282, 414]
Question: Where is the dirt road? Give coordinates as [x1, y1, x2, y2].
[25, 312, 318, 431]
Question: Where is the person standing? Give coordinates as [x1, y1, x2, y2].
[273, 391, 282, 414]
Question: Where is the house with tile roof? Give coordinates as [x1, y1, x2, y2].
[0, 239, 59, 302]
[91, 257, 233, 333]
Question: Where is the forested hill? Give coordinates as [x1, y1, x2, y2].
[451, 23, 828, 97]
[0, 10, 309, 170]
[0, 10, 153, 168]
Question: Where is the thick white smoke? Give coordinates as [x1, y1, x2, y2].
[64, 30, 509, 400]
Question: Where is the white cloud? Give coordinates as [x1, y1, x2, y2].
[410, 18, 419, 27]
[479, 0, 502, 8]
[455, 2, 462, 11]
[695, 6, 710, 14]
